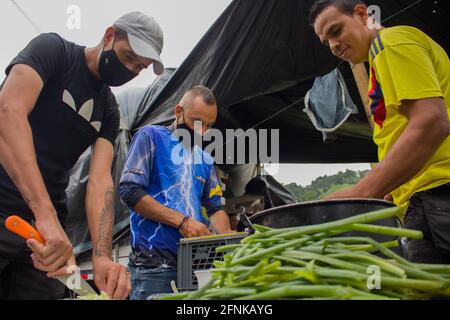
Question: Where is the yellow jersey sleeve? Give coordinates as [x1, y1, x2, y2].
[372, 42, 443, 108]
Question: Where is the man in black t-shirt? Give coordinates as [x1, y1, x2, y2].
[0, 12, 164, 299]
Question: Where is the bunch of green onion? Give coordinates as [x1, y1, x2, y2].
[162, 207, 450, 300]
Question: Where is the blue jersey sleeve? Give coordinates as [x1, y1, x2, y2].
[201, 167, 225, 217]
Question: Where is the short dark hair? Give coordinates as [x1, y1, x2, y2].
[189, 86, 217, 106]
[114, 27, 128, 41]
[309, 0, 368, 23]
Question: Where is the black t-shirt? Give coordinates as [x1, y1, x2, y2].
[0, 33, 120, 222]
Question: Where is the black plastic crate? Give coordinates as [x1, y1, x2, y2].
[177, 233, 247, 291]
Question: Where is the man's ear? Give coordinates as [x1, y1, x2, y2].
[353, 4, 369, 24]
[102, 26, 116, 48]
[175, 104, 183, 119]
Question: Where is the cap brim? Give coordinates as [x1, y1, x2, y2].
[128, 34, 165, 75]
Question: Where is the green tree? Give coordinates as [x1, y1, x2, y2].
[284, 170, 370, 202]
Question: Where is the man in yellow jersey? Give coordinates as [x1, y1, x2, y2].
[310, 0, 450, 263]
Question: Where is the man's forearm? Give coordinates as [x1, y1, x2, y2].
[0, 108, 55, 219]
[0, 64, 55, 220]
[209, 210, 231, 234]
[86, 178, 114, 258]
[354, 121, 449, 198]
[134, 195, 185, 228]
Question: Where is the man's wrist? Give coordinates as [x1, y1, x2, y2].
[169, 210, 188, 229]
[93, 239, 113, 259]
[93, 250, 112, 260]
[353, 175, 384, 199]
[177, 216, 190, 231]
[93, 254, 111, 262]
[33, 205, 58, 221]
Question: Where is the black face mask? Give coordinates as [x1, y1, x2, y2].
[175, 114, 204, 149]
[98, 39, 137, 87]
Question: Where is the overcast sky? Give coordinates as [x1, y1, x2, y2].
[0, 0, 232, 93]
[0, 0, 370, 186]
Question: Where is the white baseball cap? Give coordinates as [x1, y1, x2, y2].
[113, 12, 165, 75]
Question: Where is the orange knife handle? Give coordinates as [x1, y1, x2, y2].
[5, 215, 46, 245]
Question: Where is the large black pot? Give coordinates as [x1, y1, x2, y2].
[237, 198, 405, 256]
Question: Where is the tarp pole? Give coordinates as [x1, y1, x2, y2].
[351, 62, 377, 169]
[351, 63, 375, 130]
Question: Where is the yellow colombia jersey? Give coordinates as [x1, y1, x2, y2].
[368, 26, 450, 211]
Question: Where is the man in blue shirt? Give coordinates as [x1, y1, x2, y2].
[119, 86, 231, 299]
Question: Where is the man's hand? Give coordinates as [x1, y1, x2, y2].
[27, 213, 74, 273]
[92, 256, 131, 300]
[179, 217, 212, 238]
[47, 255, 132, 300]
[46, 255, 77, 278]
[209, 210, 232, 234]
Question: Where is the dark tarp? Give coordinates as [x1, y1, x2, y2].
[245, 174, 297, 209]
[136, 0, 450, 164]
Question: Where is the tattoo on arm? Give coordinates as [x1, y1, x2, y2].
[94, 188, 115, 258]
